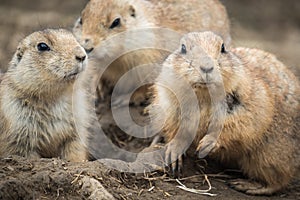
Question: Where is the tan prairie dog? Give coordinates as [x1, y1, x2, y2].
[74, 0, 230, 48]
[0, 29, 88, 162]
[73, 0, 231, 104]
[148, 31, 300, 195]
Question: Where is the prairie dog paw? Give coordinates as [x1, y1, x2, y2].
[229, 179, 281, 195]
[165, 141, 188, 176]
[197, 135, 219, 158]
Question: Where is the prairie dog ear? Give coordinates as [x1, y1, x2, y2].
[16, 45, 24, 63]
[16, 45, 25, 63]
[10, 43, 26, 67]
[129, 5, 136, 18]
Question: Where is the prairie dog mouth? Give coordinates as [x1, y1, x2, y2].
[193, 82, 213, 88]
[64, 64, 85, 80]
[66, 71, 79, 79]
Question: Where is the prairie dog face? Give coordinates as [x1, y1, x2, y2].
[10, 29, 87, 83]
[73, 0, 154, 53]
[164, 32, 236, 90]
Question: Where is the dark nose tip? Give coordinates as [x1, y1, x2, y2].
[82, 37, 94, 54]
[200, 66, 214, 73]
[84, 48, 94, 54]
[76, 55, 86, 62]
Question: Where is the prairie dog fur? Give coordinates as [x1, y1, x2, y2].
[73, 0, 231, 104]
[149, 31, 300, 195]
[0, 29, 88, 162]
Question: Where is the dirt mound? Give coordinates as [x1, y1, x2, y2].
[1, 156, 299, 200]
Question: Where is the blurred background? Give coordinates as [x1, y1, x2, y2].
[0, 0, 299, 77]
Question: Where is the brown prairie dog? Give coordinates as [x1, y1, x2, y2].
[148, 31, 300, 195]
[74, 0, 230, 48]
[73, 0, 231, 104]
[0, 29, 88, 162]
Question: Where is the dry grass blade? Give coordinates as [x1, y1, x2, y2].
[148, 186, 155, 192]
[71, 170, 84, 184]
[176, 175, 217, 197]
[164, 173, 232, 182]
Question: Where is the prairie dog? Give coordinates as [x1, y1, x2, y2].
[0, 29, 88, 162]
[73, 0, 231, 104]
[148, 31, 300, 195]
[74, 0, 230, 49]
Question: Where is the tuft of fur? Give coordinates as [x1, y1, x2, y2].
[0, 29, 88, 162]
[148, 31, 300, 195]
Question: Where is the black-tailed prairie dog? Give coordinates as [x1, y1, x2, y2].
[148, 31, 300, 195]
[73, 0, 231, 104]
[74, 0, 231, 49]
[0, 29, 88, 162]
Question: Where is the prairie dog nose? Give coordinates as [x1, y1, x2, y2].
[194, 56, 214, 73]
[82, 37, 94, 54]
[76, 55, 86, 62]
[74, 46, 87, 62]
[200, 66, 214, 73]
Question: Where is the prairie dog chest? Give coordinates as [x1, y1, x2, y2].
[2, 93, 76, 150]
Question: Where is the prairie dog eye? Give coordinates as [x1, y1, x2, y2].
[110, 18, 121, 29]
[37, 43, 50, 52]
[181, 44, 187, 54]
[221, 43, 226, 53]
[79, 17, 83, 25]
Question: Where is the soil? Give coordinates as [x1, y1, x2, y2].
[0, 0, 299, 199]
